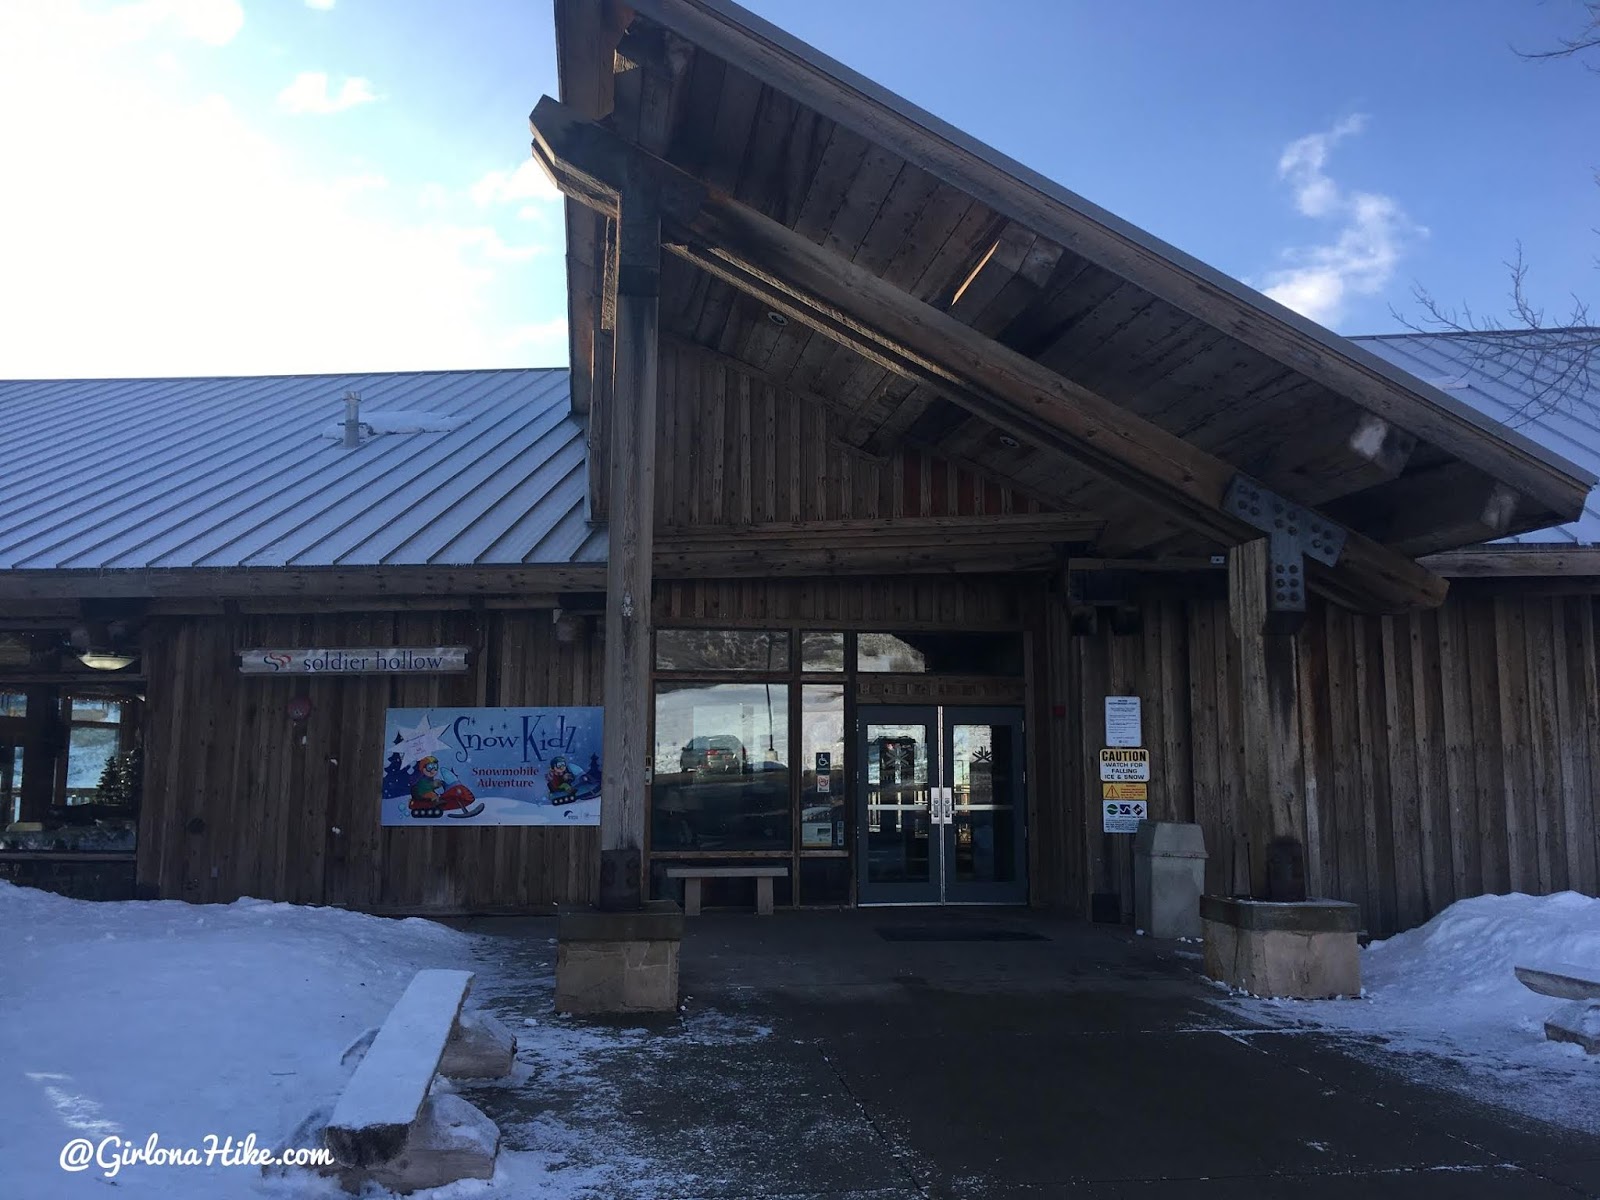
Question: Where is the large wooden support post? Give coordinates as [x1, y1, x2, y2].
[1228, 538, 1308, 900]
[598, 182, 660, 910]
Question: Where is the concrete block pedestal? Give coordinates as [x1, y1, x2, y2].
[554, 901, 684, 1014]
[1201, 895, 1360, 999]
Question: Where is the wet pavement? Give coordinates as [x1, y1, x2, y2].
[443, 909, 1600, 1199]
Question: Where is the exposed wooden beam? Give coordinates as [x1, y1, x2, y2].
[554, 0, 630, 419]
[661, 513, 1098, 539]
[1268, 412, 1417, 505]
[1330, 463, 1526, 557]
[528, 96, 1447, 612]
[622, 0, 1592, 524]
[0, 566, 607, 601]
[656, 515, 1096, 575]
[656, 547, 1063, 578]
[1420, 547, 1600, 578]
[1388, 482, 1520, 557]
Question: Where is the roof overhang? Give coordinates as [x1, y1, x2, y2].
[549, 0, 1596, 612]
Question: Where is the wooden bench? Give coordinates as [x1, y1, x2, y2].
[666, 864, 788, 916]
[320, 968, 516, 1191]
[1515, 961, 1600, 1054]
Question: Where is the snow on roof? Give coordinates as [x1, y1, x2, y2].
[1352, 330, 1600, 547]
[0, 368, 607, 570]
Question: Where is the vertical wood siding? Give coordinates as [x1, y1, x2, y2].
[1048, 581, 1600, 936]
[656, 340, 1046, 529]
[138, 609, 601, 913]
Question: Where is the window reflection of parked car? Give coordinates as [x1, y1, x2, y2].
[655, 739, 791, 850]
[679, 735, 745, 777]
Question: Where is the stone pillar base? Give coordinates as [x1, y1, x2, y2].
[554, 901, 684, 1014]
[1201, 896, 1360, 999]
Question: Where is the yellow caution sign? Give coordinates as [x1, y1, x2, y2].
[1099, 748, 1150, 782]
[1102, 782, 1148, 801]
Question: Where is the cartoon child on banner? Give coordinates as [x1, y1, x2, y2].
[409, 754, 484, 819]
[545, 753, 604, 806]
[546, 755, 577, 805]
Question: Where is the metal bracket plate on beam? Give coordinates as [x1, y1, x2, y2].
[1223, 477, 1349, 566]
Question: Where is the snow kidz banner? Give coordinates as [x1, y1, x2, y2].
[380, 707, 603, 827]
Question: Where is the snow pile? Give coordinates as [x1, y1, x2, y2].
[1359, 890, 1600, 1038]
[0, 882, 476, 1198]
[1223, 891, 1600, 1133]
[0, 883, 747, 1198]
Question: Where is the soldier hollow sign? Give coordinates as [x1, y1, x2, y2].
[238, 647, 470, 675]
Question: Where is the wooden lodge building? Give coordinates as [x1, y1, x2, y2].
[4, 0, 1600, 938]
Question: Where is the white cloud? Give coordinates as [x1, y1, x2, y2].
[470, 158, 560, 212]
[0, 1, 565, 376]
[1259, 115, 1423, 327]
[277, 70, 378, 115]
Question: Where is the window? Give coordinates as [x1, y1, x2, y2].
[800, 685, 845, 848]
[857, 631, 1024, 675]
[654, 629, 790, 673]
[0, 692, 25, 718]
[800, 632, 845, 673]
[63, 696, 125, 805]
[652, 682, 791, 851]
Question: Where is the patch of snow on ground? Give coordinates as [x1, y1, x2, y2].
[1219, 891, 1600, 1133]
[0, 884, 736, 1198]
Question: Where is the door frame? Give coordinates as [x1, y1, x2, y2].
[856, 703, 1028, 906]
[940, 705, 1029, 905]
[856, 705, 941, 904]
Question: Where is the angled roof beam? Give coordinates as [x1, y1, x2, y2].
[529, 96, 1446, 612]
[622, 0, 1592, 523]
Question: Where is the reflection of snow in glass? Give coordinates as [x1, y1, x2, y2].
[66, 726, 119, 791]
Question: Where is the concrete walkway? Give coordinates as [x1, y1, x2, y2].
[448, 909, 1600, 1199]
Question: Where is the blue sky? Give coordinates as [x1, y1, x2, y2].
[0, 0, 1593, 377]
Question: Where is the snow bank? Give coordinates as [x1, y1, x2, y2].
[0, 882, 477, 1198]
[1360, 890, 1600, 1036]
[1220, 891, 1600, 1133]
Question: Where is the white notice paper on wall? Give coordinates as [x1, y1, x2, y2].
[1104, 696, 1142, 747]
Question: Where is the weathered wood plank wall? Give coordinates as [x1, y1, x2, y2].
[656, 340, 1046, 529]
[1051, 579, 1600, 936]
[138, 609, 601, 913]
[653, 575, 1025, 628]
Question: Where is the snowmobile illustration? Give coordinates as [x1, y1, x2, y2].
[546, 754, 602, 806]
[409, 755, 484, 819]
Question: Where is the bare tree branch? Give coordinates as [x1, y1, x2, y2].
[1515, 1, 1600, 65]
[1396, 249, 1598, 424]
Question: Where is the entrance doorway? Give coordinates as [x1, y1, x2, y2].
[857, 705, 1027, 905]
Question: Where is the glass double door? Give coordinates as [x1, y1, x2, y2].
[857, 705, 1027, 905]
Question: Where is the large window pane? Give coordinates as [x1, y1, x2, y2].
[800, 684, 845, 849]
[857, 631, 1024, 675]
[65, 725, 119, 803]
[652, 682, 791, 851]
[655, 629, 789, 673]
[0, 692, 26, 718]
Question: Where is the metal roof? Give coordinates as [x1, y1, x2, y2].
[1352, 331, 1600, 546]
[0, 369, 607, 570]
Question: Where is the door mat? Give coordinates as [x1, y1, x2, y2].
[877, 927, 1047, 942]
